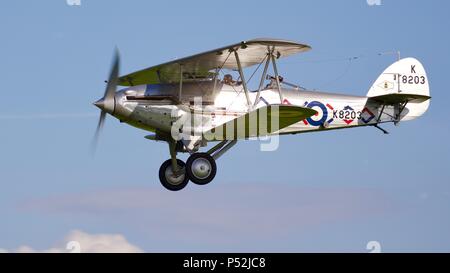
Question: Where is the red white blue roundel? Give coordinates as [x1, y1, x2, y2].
[306, 101, 327, 126]
[303, 101, 334, 126]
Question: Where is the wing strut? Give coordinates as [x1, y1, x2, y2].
[270, 48, 284, 103]
[254, 50, 271, 107]
[234, 50, 252, 111]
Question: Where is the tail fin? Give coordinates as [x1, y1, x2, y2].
[367, 58, 430, 121]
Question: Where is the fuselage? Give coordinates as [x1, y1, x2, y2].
[110, 80, 392, 138]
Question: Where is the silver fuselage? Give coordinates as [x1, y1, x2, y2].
[110, 80, 399, 138]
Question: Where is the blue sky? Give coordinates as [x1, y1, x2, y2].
[0, 0, 449, 252]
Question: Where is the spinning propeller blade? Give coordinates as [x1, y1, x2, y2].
[91, 49, 120, 153]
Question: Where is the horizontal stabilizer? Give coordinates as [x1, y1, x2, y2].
[368, 93, 431, 105]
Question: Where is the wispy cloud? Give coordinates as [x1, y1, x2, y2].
[0, 230, 142, 253]
[20, 183, 390, 250]
[0, 113, 97, 120]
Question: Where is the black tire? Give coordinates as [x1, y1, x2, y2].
[158, 159, 189, 191]
[186, 153, 217, 185]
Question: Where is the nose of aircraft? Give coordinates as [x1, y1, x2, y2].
[93, 98, 105, 111]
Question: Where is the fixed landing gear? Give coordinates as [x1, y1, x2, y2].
[159, 159, 189, 191]
[158, 154, 216, 191]
[186, 153, 217, 185]
[158, 140, 237, 191]
[158, 140, 189, 191]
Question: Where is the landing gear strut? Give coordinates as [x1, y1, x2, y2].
[158, 140, 189, 191]
[185, 140, 236, 186]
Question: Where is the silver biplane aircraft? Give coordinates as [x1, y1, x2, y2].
[93, 38, 430, 191]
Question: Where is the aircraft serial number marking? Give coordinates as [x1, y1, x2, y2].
[401, 75, 426, 85]
[333, 107, 364, 124]
[334, 110, 361, 120]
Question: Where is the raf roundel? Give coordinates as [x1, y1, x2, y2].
[304, 101, 328, 126]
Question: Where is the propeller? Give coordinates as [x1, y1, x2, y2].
[91, 49, 120, 153]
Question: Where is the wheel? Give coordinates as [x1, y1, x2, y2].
[186, 153, 217, 185]
[159, 159, 189, 191]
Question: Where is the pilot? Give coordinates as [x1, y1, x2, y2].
[223, 74, 235, 85]
[223, 74, 243, 86]
[266, 75, 284, 89]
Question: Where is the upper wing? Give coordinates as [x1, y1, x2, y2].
[118, 38, 311, 86]
[203, 104, 317, 140]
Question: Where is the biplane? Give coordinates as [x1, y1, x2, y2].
[93, 38, 431, 191]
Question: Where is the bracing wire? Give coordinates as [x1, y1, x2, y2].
[285, 51, 400, 90]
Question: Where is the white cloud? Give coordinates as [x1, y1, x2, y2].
[2, 230, 142, 253]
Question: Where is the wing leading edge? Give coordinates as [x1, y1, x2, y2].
[118, 38, 311, 86]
